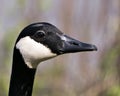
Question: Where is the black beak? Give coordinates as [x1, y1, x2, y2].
[59, 35, 97, 54]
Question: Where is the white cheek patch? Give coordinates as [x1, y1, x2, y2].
[16, 36, 57, 68]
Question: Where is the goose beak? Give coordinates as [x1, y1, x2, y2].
[59, 35, 97, 54]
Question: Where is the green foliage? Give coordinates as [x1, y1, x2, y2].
[17, 0, 25, 6]
[0, 78, 7, 96]
[3, 24, 24, 65]
[106, 85, 120, 96]
[33, 64, 65, 96]
[101, 45, 120, 76]
[38, 0, 53, 11]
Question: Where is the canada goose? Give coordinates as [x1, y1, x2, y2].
[9, 22, 97, 96]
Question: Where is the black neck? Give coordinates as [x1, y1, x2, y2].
[9, 48, 36, 96]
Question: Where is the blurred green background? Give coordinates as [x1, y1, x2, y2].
[0, 0, 120, 96]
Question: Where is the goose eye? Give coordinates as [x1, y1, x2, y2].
[35, 31, 45, 38]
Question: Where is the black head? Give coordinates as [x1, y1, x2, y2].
[15, 22, 97, 68]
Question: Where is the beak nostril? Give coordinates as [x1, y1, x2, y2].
[70, 42, 79, 46]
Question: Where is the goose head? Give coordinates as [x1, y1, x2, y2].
[15, 22, 97, 68]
